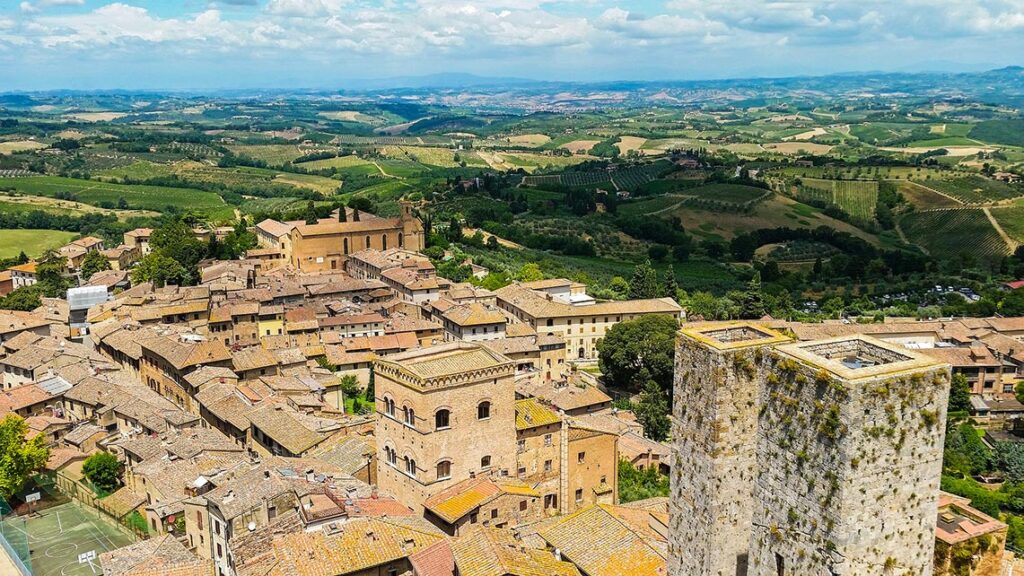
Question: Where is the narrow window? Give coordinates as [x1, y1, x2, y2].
[435, 409, 450, 430]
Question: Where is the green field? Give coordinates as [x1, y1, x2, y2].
[773, 166, 953, 181]
[689, 183, 770, 204]
[94, 160, 175, 181]
[798, 178, 879, 219]
[904, 137, 982, 148]
[619, 195, 688, 216]
[0, 176, 233, 219]
[271, 172, 342, 195]
[898, 181, 963, 210]
[294, 155, 378, 173]
[226, 144, 308, 165]
[0, 229, 78, 258]
[910, 176, 1023, 204]
[900, 209, 1009, 262]
[989, 204, 1024, 244]
[0, 199, 78, 216]
[969, 119, 1024, 147]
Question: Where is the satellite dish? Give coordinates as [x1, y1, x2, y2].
[248, 521, 256, 531]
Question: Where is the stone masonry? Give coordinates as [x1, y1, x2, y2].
[670, 323, 791, 576]
[671, 326, 951, 576]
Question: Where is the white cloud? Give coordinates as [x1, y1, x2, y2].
[596, 7, 723, 39]
[265, 0, 350, 17]
[2, 0, 1024, 87]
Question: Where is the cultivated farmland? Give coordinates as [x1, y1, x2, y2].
[0, 176, 233, 219]
[989, 204, 1024, 244]
[900, 209, 1009, 261]
[910, 176, 1024, 204]
[798, 178, 879, 219]
[226, 144, 309, 166]
[0, 140, 47, 155]
[0, 229, 78, 259]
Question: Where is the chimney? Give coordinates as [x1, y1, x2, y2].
[306, 469, 315, 482]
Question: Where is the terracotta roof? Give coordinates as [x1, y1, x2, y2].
[319, 313, 385, 328]
[99, 534, 210, 576]
[442, 303, 506, 327]
[520, 380, 611, 412]
[246, 404, 338, 455]
[293, 217, 403, 237]
[0, 384, 53, 412]
[124, 228, 153, 238]
[617, 431, 670, 459]
[483, 336, 541, 357]
[0, 310, 51, 335]
[451, 525, 581, 576]
[936, 492, 1008, 545]
[308, 435, 375, 476]
[515, 398, 561, 430]
[242, 516, 444, 576]
[505, 323, 536, 338]
[539, 505, 667, 576]
[232, 347, 280, 373]
[409, 540, 456, 576]
[381, 342, 511, 382]
[255, 219, 295, 239]
[140, 336, 232, 371]
[331, 332, 418, 353]
[8, 262, 37, 274]
[495, 283, 681, 319]
[424, 477, 539, 524]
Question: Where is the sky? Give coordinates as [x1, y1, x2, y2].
[1, 0, 1024, 90]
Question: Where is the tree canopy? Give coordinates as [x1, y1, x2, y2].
[80, 250, 111, 282]
[82, 452, 124, 495]
[0, 414, 51, 499]
[597, 314, 678, 393]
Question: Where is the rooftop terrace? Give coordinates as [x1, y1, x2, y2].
[679, 321, 790, 351]
[776, 334, 945, 381]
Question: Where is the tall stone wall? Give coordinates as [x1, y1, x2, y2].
[747, 352, 950, 576]
[670, 330, 784, 576]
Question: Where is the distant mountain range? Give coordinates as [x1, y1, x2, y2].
[3, 66, 1024, 109]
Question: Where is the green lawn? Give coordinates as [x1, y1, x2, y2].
[0, 176, 233, 219]
[0, 229, 78, 258]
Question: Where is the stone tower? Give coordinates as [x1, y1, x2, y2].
[373, 343, 516, 514]
[670, 323, 791, 576]
[749, 335, 950, 576]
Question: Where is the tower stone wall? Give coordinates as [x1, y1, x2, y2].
[671, 326, 951, 576]
[748, 336, 949, 576]
[670, 323, 791, 576]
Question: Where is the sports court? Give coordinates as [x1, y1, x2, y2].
[1, 501, 135, 576]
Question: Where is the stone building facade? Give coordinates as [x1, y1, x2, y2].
[287, 202, 424, 272]
[373, 343, 517, 513]
[671, 323, 791, 576]
[671, 324, 951, 576]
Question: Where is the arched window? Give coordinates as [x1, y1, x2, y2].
[382, 234, 388, 250]
[385, 447, 397, 466]
[405, 456, 416, 478]
[477, 401, 491, 420]
[343, 238, 349, 254]
[435, 409, 450, 430]
[398, 232, 404, 248]
[480, 455, 491, 468]
[405, 407, 416, 427]
[436, 461, 451, 480]
[384, 397, 395, 417]
[365, 235, 371, 249]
